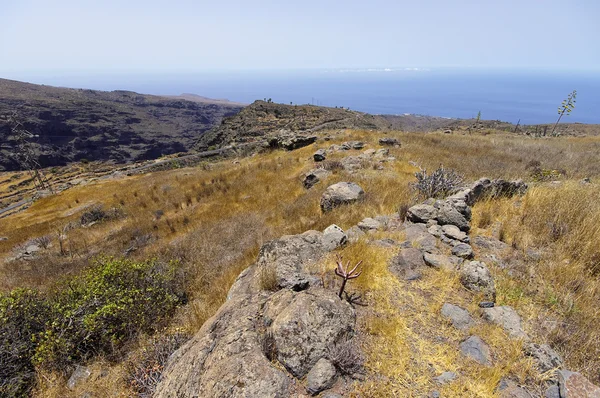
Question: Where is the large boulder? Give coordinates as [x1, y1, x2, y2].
[320, 182, 365, 212]
[322, 224, 348, 251]
[269, 134, 317, 150]
[269, 289, 355, 378]
[436, 201, 470, 231]
[460, 261, 496, 300]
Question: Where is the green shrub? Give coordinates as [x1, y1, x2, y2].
[0, 258, 186, 394]
[0, 289, 51, 397]
[34, 258, 186, 371]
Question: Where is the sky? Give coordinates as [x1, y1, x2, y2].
[1, 0, 599, 75]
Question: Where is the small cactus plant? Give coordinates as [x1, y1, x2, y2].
[334, 256, 363, 299]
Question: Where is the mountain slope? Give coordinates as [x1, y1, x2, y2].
[0, 79, 244, 171]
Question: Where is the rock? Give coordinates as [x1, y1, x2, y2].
[313, 149, 327, 162]
[0, 237, 7, 241]
[322, 225, 348, 251]
[434, 371, 458, 384]
[497, 379, 534, 398]
[306, 358, 337, 395]
[452, 243, 474, 259]
[322, 393, 343, 398]
[374, 215, 391, 228]
[441, 303, 475, 330]
[363, 148, 376, 156]
[379, 137, 401, 146]
[469, 178, 528, 203]
[270, 134, 317, 150]
[428, 225, 443, 237]
[320, 182, 365, 212]
[67, 365, 91, 390]
[389, 248, 425, 280]
[460, 261, 496, 300]
[371, 238, 397, 248]
[473, 235, 509, 251]
[558, 370, 600, 398]
[545, 385, 560, 398]
[430, 391, 441, 398]
[357, 217, 382, 231]
[346, 226, 366, 243]
[460, 336, 492, 366]
[482, 306, 527, 339]
[340, 156, 364, 172]
[406, 204, 438, 223]
[442, 224, 469, 242]
[347, 141, 365, 150]
[423, 253, 459, 270]
[404, 224, 438, 253]
[271, 290, 355, 378]
[479, 301, 495, 308]
[229, 231, 326, 295]
[443, 129, 452, 134]
[373, 148, 389, 159]
[303, 169, 332, 189]
[524, 342, 563, 373]
[437, 201, 470, 231]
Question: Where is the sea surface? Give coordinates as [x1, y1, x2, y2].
[12, 69, 600, 124]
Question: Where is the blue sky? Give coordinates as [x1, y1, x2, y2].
[1, 0, 599, 74]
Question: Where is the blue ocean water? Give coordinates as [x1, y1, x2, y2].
[16, 69, 600, 124]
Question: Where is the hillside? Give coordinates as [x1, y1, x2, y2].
[0, 79, 244, 171]
[2, 126, 600, 397]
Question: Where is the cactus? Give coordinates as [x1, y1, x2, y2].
[334, 256, 363, 299]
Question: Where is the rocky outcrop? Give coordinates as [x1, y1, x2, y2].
[154, 228, 360, 398]
[268, 134, 317, 150]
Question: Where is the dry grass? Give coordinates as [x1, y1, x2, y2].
[2, 128, 600, 396]
[472, 182, 600, 383]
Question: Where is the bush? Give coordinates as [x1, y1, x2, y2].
[0, 289, 51, 397]
[412, 165, 464, 199]
[34, 258, 186, 371]
[0, 258, 186, 394]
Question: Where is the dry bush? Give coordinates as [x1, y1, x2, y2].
[318, 159, 344, 172]
[258, 266, 278, 291]
[126, 332, 190, 398]
[327, 337, 365, 375]
[412, 165, 464, 199]
[261, 330, 277, 362]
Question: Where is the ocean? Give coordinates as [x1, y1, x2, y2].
[15, 68, 600, 125]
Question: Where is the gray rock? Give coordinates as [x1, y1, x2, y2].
[271, 290, 355, 377]
[371, 238, 398, 248]
[358, 217, 382, 231]
[497, 379, 534, 398]
[434, 371, 458, 384]
[389, 248, 425, 280]
[473, 235, 509, 251]
[423, 253, 458, 270]
[428, 225, 443, 237]
[406, 204, 438, 223]
[373, 148, 389, 159]
[314, 149, 327, 162]
[404, 224, 438, 253]
[322, 225, 348, 251]
[545, 385, 560, 398]
[67, 365, 91, 390]
[322, 393, 343, 398]
[346, 225, 366, 243]
[479, 301, 495, 308]
[460, 261, 496, 300]
[558, 370, 600, 398]
[482, 306, 527, 339]
[452, 243, 474, 259]
[430, 391, 441, 398]
[441, 303, 475, 330]
[0, 237, 7, 241]
[320, 182, 365, 212]
[303, 168, 332, 189]
[340, 155, 364, 172]
[347, 141, 365, 149]
[379, 137, 401, 146]
[442, 224, 469, 242]
[306, 358, 337, 395]
[437, 201, 470, 231]
[460, 336, 492, 366]
[524, 342, 563, 374]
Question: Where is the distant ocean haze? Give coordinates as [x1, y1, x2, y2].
[14, 69, 600, 124]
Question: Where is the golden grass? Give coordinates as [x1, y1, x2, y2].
[2, 129, 600, 395]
